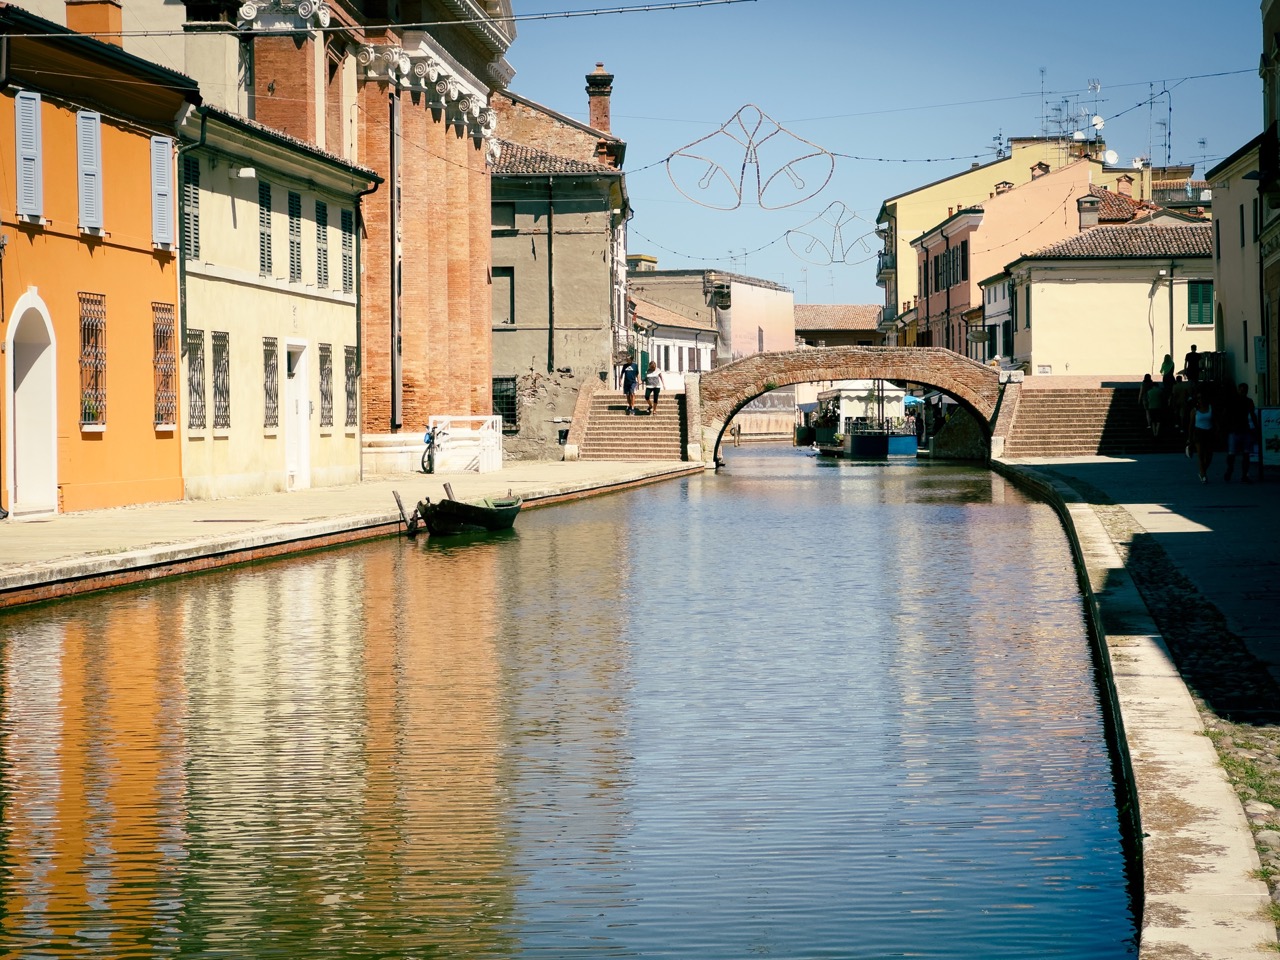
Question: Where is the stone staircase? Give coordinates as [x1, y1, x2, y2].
[1002, 386, 1184, 458]
[577, 391, 686, 461]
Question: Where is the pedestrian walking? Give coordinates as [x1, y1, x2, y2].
[1139, 374, 1164, 437]
[1223, 382, 1257, 483]
[620, 357, 639, 415]
[644, 361, 665, 415]
[1182, 344, 1201, 384]
[1190, 390, 1214, 483]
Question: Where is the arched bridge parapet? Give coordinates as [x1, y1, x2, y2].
[689, 346, 1002, 464]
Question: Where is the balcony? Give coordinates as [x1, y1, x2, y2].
[875, 250, 895, 286]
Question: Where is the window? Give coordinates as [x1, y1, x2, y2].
[15, 91, 42, 221]
[258, 181, 273, 277]
[341, 209, 354, 294]
[344, 345, 358, 428]
[151, 137, 175, 248]
[1188, 280, 1214, 326]
[678, 346, 685, 373]
[212, 331, 230, 429]
[181, 155, 200, 259]
[1241, 204, 1247, 248]
[187, 328, 206, 430]
[1254, 198, 1260, 242]
[492, 376, 517, 430]
[79, 292, 106, 426]
[263, 337, 279, 428]
[960, 240, 969, 282]
[492, 266, 514, 324]
[288, 191, 302, 282]
[316, 200, 329, 288]
[319, 343, 334, 427]
[153, 302, 177, 426]
[1215, 220, 1221, 261]
[492, 202, 515, 229]
[77, 112, 103, 232]
[1025, 286, 1032, 329]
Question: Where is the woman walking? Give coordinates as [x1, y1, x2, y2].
[644, 361, 665, 415]
[1190, 391, 1215, 483]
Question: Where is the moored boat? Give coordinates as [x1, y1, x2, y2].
[417, 495, 522, 536]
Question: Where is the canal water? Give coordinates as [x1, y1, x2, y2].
[0, 447, 1136, 958]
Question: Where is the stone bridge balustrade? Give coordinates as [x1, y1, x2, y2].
[689, 346, 1004, 464]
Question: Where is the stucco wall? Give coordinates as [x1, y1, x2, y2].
[1019, 262, 1216, 379]
[1, 90, 184, 513]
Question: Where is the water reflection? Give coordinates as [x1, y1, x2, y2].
[0, 449, 1135, 958]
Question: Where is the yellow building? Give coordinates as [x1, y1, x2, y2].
[176, 107, 380, 498]
[1, 7, 201, 515]
[876, 137, 1152, 329]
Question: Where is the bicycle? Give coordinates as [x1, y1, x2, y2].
[421, 426, 447, 474]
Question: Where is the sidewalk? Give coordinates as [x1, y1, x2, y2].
[0, 460, 703, 609]
[996, 452, 1279, 960]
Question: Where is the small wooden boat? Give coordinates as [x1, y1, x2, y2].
[418, 495, 522, 536]
[395, 484, 522, 537]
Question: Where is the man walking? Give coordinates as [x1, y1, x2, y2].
[621, 356, 639, 415]
[1224, 382, 1257, 483]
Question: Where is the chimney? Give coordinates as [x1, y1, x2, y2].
[994, 181, 1013, 195]
[66, 0, 123, 45]
[1116, 174, 1133, 197]
[1077, 195, 1100, 231]
[586, 62, 614, 134]
[1030, 161, 1050, 180]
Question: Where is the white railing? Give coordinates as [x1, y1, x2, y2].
[428, 415, 503, 473]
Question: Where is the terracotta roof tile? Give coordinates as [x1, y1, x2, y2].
[794, 304, 883, 331]
[491, 140, 614, 175]
[1023, 224, 1212, 261]
[1087, 184, 1156, 222]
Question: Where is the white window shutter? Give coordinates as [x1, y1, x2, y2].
[77, 111, 103, 230]
[151, 137, 174, 246]
[15, 92, 43, 219]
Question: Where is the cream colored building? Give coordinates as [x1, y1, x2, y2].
[178, 107, 380, 498]
[876, 137, 1153, 326]
[1207, 137, 1264, 397]
[987, 224, 1213, 379]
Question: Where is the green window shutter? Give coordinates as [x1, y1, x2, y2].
[1188, 281, 1213, 326]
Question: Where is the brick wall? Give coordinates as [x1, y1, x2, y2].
[491, 94, 610, 167]
[254, 34, 318, 144]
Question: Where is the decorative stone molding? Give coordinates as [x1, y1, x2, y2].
[237, 0, 331, 30]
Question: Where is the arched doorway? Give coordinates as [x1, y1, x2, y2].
[6, 291, 58, 516]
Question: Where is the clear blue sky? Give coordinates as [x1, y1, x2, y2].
[502, 0, 1260, 306]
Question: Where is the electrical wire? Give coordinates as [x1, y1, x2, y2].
[0, 0, 757, 40]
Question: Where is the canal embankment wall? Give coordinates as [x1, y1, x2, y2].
[994, 459, 1277, 960]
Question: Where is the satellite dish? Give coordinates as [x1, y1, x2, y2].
[1104, 149, 1119, 165]
[1092, 115, 1105, 130]
[1072, 130, 1086, 140]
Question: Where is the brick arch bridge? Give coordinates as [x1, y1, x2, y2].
[686, 346, 1003, 464]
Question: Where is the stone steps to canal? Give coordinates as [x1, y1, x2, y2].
[578, 391, 686, 461]
[1003, 386, 1185, 458]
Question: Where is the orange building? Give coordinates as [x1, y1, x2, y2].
[1, 8, 201, 515]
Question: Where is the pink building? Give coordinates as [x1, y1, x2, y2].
[910, 159, 1153, 360]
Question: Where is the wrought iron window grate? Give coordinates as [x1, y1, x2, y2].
[212, 331, 230, 429]
[344, 345, 358, 427]
[492, 376, 517, 430]
[263, 336, 279, 428]
[319, 343, 334, 427]
[187, 328, 206, 430]
[153, 301, 177, 425]
[79, 292, 107, 425]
